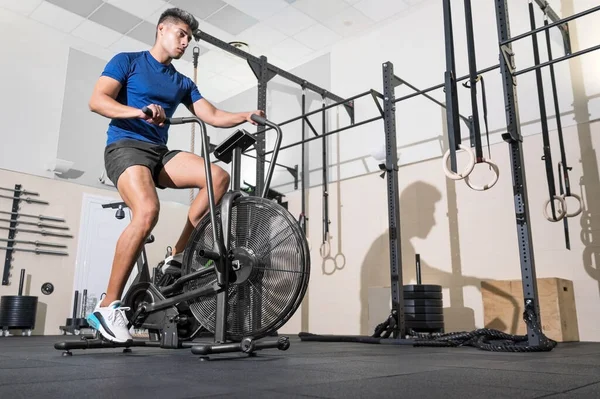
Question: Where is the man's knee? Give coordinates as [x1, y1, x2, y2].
[133, 202, 160, 233]
[212, 166, 230, 190]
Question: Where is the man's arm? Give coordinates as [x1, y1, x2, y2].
[89, 76, 165, 124]
[189, 98, 263, 128]
[89, 76, 143, 119]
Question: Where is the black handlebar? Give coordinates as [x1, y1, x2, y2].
[142, 106, 199, 125]
[142, 106, 174, 123]
[142, 106, 271, 128]
[141, 106, 153, 117]
[250, 113, 268, 126]
[139, 106, 280, 198]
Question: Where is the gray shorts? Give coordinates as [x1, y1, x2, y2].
[104, 139, 181, 189]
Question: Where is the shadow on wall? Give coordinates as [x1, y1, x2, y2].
[563, 0, 600, 299]
[359, 181, 519, 335]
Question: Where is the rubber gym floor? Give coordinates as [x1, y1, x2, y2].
[0, 336, 599, 398]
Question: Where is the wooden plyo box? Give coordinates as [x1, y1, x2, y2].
[481, 278, 579, 342]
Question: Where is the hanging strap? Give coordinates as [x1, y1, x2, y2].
[462, 75, 492, 161]
[529, 2, 558, 220]
[479, 76, 492, 161]
[320, 95, 331, 258]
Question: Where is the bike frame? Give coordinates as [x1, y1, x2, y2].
[124, 112, 283, 343]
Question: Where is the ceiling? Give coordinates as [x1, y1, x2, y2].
[2, 0, 421, 103]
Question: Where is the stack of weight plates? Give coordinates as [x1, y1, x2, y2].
[403, 284, 444, 333]
[0, 295, 38, 332]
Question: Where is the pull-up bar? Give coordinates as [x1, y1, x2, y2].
[499, 4, 600, 46]
[244, 89, 375, 136]
[263, 115, 384, 156]
[515, 43, 600, 76]
[193, 29, 354, 120]
[393, 64, 500, 104]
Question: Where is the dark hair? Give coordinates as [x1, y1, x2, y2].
[157, 8, 199, 33]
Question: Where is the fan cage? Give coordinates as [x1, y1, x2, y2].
[182, 196, 310, 340]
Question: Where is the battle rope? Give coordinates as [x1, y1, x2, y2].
[372, 301, 557, 352]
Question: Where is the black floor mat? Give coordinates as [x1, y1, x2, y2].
[1, 336, 599, 398]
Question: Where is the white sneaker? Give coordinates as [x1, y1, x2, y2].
[86, 300, 133, 343]
[160, 252, 183, 275]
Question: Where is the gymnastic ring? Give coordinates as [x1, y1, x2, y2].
[564, 193, 583, 218]
[442, 144, 476, 180]
[334, 253, 346, 269]
[543, 195, 567, 222]
[464, 158, 500, 191]
[321, 253, 346, 276]
[319, 241, 331, 258]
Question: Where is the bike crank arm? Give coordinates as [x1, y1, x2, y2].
[144, 281, 222, 313]
[0, 246, 68, 256]
[0, 194, 48, 205]
[0, 210, 65, 223]
[0, 238, 67, 248]
[0, 218, 69, 231]
[0, 226, 73, 238]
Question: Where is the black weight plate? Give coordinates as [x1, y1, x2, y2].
[41, 282, 54, 295]
[404, 306, 443, 314]
[403, 299, 443, 307]
[404, 291, 442, 300]
[406, 321, 445, 329]
[403, 284, 442, 292]
[406, 313, 444, 322]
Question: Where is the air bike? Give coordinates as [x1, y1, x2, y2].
[55, 110, 311, 360]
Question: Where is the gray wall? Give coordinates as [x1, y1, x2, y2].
[56, 48, 108, 186]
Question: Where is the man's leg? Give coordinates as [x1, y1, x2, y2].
[100, 165, 161, 306]
[157, 152, 230, 254]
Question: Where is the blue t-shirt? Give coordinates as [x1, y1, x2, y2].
[101, 51, 203, 146]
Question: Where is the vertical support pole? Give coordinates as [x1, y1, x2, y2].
[301, 84, 307, 234]
[18, 269, 25, 296]
[495, 0, 541, 346]
[136, 245, 150, 283]
[442, 0, 462, 173]
[415, 254, 422, 285]
[231, 148, 242, 191]
[382, 62, 405, 339]
[2, 184, 21, 285]
[252, 56, 271, 335]
[72, 290, 79, 320]
[255, 56, 269, 197]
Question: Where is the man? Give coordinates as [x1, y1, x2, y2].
[86, 7, 264, 343]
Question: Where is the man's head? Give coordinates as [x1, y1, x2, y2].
[155, 8, 199, 59]
[400, 181, 442, 239]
